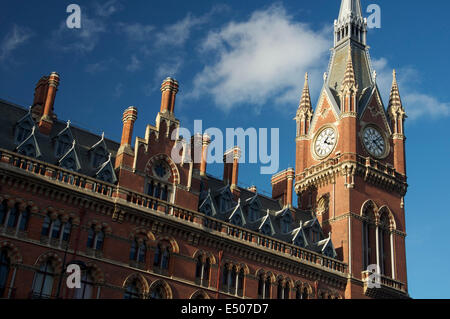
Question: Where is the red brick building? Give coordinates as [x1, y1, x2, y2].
[0, 0, 409, 299]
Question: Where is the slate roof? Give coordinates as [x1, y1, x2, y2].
[0, 99, 119, 182]
[199, 175, 337, 257]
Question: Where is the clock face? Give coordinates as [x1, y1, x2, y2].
[363, 126, 386, 158]
[314, 127, 337, 158]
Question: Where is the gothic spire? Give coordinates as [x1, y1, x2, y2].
[341, 47, 357, 91]
[334, 0, 366, 46]
[298, 72, 312, 111]
[388, 70, 406, 120]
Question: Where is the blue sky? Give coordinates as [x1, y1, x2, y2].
[1, 0, 449, 299]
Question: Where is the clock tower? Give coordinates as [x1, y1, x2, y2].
[294, 0, 408, 298]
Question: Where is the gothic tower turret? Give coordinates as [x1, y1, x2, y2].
[294, 0, 409, 299]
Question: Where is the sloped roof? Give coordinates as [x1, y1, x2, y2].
[0, 99, 120, 179]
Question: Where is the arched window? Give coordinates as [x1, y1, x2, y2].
[73, 270, 94, 299]
[62, 219, 72, 242]
[277, 279, 283, 299]
[281, 214, 291, 233]
[31, 261, 55, 299]
[6, 205, 19, 229]
[86, 226, 105, 251]
[237, 269, 244, 297]
[258, 274, 265, 298]
[284, 284, 290, 300]
[362, 203, 377, 271]
[153, 243, 171, 273]
[0, 250, 10, 298]
[153, 244, 161, 267]
[378, 213, 392, 277]
[130, 239, 147, 264]
[41, 216, 51, 236]
[124, 280, 142, 299]
[264, 276, 271, 299]
[0, 201, 7, 226]
[161, 247, 170, 269]
[150, 284, 166, 299]
[195, 256, 210, 287]
[51, 218, 62, 239]
[302, 287, 309, 299]
[222, 264, 229, 291]
[18, 207, 29, 231]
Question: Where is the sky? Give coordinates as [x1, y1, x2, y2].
[0, 0, 449, 299]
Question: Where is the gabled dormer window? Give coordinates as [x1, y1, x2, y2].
[230, 214, 242, 227]
[90, 133, 109, 168]
[260, 223, 272, 236]
[18, 143, 36, 158]
[281, 214, 292, 233]
[92, 148, 107, 168]
[59, 141, 81, 172]
[247, 204, 259, 222]
[96, 155, 117, 184]
[55, 121, 75, 158]
[294, 235, 305, 248]
[55, 134, 72, 158]
[14, 112, 34, 145]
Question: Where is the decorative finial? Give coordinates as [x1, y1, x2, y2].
[72, 139, 76, 147]
[393, 69, 397, 82]
[323, 72, 328, 82]
[305, 72, 308, 82]
[101, 132, 105, 139]
[372, 70, 377, 82]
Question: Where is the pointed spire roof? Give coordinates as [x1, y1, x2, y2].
[388, 70, 404, 112]
[337, 0, 363, 25]
[341, 47, 357, 90]
[298, 73, 312, 110]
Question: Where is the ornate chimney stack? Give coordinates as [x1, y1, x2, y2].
[38, 72, 60, 135]
[115, 106, 138, 169]
[160, 77, 179, 114]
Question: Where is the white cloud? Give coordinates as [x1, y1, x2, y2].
[190, 4, 330, 112]
[51, 13, 105, 53]
[84, 58, 115, 73]
[0, 25, 33, 63]
[372, 58, 450, 121]
[113, 83, 124, 98]
[95, 0, 123, 17]
[155, 13, 206, 47]
[118, 22, 154, 42]
[126, 55, 141, 72]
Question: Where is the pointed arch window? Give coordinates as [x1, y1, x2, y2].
[130, 239, 147, 264]
[0, 201, 6, 226]
[86, 225, 105, 251]
[153, 243, 171, 274]
[149, 284, 166, 299]
[0, 249, 10, 298]
[73, 270, 94, 299]
[195, 256, 211, 287]
[3, 203, 31, 234]
[31, 261, 55, 299]
[124, 280, 142, 299]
